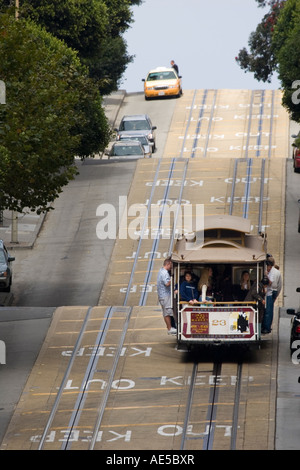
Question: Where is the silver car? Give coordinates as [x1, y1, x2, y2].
[119, 132, 153, 158]
[106, 140, 145, 159]
[115, 114, 157, 151]
[0, 240, 15, 292]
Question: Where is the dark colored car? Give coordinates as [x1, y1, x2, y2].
[0, 239, 15, 292]
[287, 287, 300, 355]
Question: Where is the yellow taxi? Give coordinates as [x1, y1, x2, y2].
[142, 67, 182, 100]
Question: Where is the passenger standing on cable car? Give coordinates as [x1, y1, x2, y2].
[157, 258, 176, 335]
[262, 257, 282, 334]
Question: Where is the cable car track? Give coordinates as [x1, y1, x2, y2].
[1, 89, 286, 450]
[229, 89, 276, 232]
[123, 90, 216, 306]
[180, 360, 243, 450]
[46, 90, 274, 450]
[37, 306, 133, 450]
[37, 90, 229, 449]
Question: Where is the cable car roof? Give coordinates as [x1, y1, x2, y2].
[202, 215, 251, 232]
[171, 215, 267, 264]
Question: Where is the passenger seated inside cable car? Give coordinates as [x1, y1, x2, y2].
[179, 271, 199, 304]
[175, 264, 262, 304]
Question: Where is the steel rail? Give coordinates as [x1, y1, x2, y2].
[268, 90, 275, 160]
[202, 362, 222, 450]
[38, 305, 95, 450]
[203, 89, 218, 158]
[230, 362, 243, 450]
[86, 90, 205, 445]
[39, 305, 133, 450]
[228, 90, 267, 220]
[259, 89, 275, 234]
[243, 90, 264, 219]
[89, 306, 133, 449]
[124, 91, 198, 306]
[167, 159, 189, 257]
[191, 90, 208, 158]
[139, 158, 176, 306]
[123, 158, 162, 306]
[255, 90, 265, 158]
[62, 306, 130, 450]
[180, 362, 198, 450]
[179, 89, 197, 159]
[180, 360, 243, 450]
[258, 158, 266, 234]
[138, 90, 207, 305]
[229, 158, 239, 215]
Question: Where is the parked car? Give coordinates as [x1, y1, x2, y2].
[119, 133, 153, 158]
[142, 66, 182, 100]
[0, 240, 15, 292]
[115, 114, 157, 151]
[293, 147, 300, 173]
[105, 140, 145, 160]
[287, 287, 300, 355]
[291, 133, 300, 173]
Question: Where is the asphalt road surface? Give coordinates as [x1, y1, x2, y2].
[1, 91, 300, 450]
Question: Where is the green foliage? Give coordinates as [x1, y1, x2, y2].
[20, 0, 109, 56]
[236, 0, 300, 127]
[0, 13, 110, 213]
[12, 0, 142, 95]
[235, 1, 286, 83]
[272, 0, 300, 121]
[0, 0, 144, 213]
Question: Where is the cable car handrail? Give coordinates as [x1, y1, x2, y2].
[178, 300, 257, 305]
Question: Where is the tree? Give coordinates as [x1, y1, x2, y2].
[0, 13, 110, 213]
[272, 0, 300, 125]
[11, 0, 143, 95]
[235, 1, 286, 83]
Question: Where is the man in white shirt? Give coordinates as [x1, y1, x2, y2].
[262, 257, 282, 334]
[157, 258, 176, 335]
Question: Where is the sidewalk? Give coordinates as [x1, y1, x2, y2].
[0, 210, 45, 250]
[0, 90, 126, 252]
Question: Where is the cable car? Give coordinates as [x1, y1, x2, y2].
[171, 215, 267, 349]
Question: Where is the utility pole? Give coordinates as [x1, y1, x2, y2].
[11, 0, 19, 243]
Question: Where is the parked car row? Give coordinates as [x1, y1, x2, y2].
[106, 113, 157, 160]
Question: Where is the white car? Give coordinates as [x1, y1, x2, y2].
[106, 141, 145, 159]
